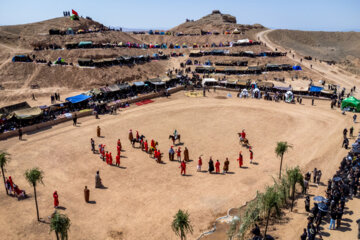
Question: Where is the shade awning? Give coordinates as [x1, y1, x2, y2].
[65, 94, 91, 104]
[8, 107, 42, 120]
[133, 81, 145, 87]
[309, 86, 324, 92]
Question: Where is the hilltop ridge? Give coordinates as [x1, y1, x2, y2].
[171, 10, 265, 34]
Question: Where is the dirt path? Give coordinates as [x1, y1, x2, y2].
[257, 30, 360, 96]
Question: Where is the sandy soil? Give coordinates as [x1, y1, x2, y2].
[0, 90, 351, 240]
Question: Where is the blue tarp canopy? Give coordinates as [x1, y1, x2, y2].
[293, 65, 302, 70]
[65, 94, 91, 104]
[309, 86, 324, 92]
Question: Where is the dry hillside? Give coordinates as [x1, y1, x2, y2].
[267, 29, 360, 75]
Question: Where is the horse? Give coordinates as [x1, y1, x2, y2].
[131, 135, 145, 148]
[169, 134, 181, 145]
[238, 133, 250, 148]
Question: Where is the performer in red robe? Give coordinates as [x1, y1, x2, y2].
[136, 131, 139, 140]
[151, 139, 155, 148]
[241, 129, 246, 140]
[53, 191, 59, 208]
[106, 151, 109, 164]
[109, 152, 113, 165]
[215, 160, 220, 173]
[249, 148, 253, 164]
[117, 145, 121, 156]
[154, 149, 158, 159]
[180, 160, 186, 175]
[237, 151, 243, 168]
[9, 176, 14, 190]
[116, 154, 120, 166]
[144, 140, 148, 153]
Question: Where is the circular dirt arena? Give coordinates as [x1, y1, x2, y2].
[0, 91, 350, 240]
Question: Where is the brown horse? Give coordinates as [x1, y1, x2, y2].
[169, 134, 181, 145]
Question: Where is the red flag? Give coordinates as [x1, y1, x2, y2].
[72, 9, 79, 16]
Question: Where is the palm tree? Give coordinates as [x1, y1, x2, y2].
[25, 168, 44, 221]
[263, 186, 281, 237]
[287, 167, 304, 212]
[0, 151, 10, 195]
[50, 212, 71, 240]
[275, 141, 292, 179]
[171, 209, 193, 240]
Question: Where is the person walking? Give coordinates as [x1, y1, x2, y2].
[305, 196, 310, 212]
[316, 170, 322, 185]
[184, 147, 189, 162]
[354, 114, 357, 123]
[350, 126, 354, 137]
[336, 207, 343, 228]
[91, 138, 95, 153]
[237, 151, 243, 168]
[313, 168, 317, 183]
[180, 160, 186, 175]
[144, 140, 148, 153]
[73, 113, 77, 126]
[176, 147, 181, 162]
[116, 154, 120, 167]
[169, 146, 174, 161]
[53, 191, 59, 208]
[300, 228, 307, 240]
[97, 126, 101, 137]
[84, 186, 90, 203]
[197, 156, 202, 172]
[223, 158, 230, 173]
[249, 148, 253, 164]
[329, 209, 337, 230]
[215, 160, 220, 174]
[95, 171, 103, 188]
[312, 97, 314, 106]
[208, 157, 214, 174]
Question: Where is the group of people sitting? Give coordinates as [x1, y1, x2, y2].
[5, 176, 27, 200]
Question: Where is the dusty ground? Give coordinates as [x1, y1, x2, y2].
[0, 90, 352, 240]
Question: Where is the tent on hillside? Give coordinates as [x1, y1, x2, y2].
[293, 65, 302, 71]
[341, 97, 360, 112]
[233, 28, 240, 34]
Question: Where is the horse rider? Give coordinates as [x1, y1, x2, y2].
[240, 129, 246, 141]
[174, 129, 178, 139]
